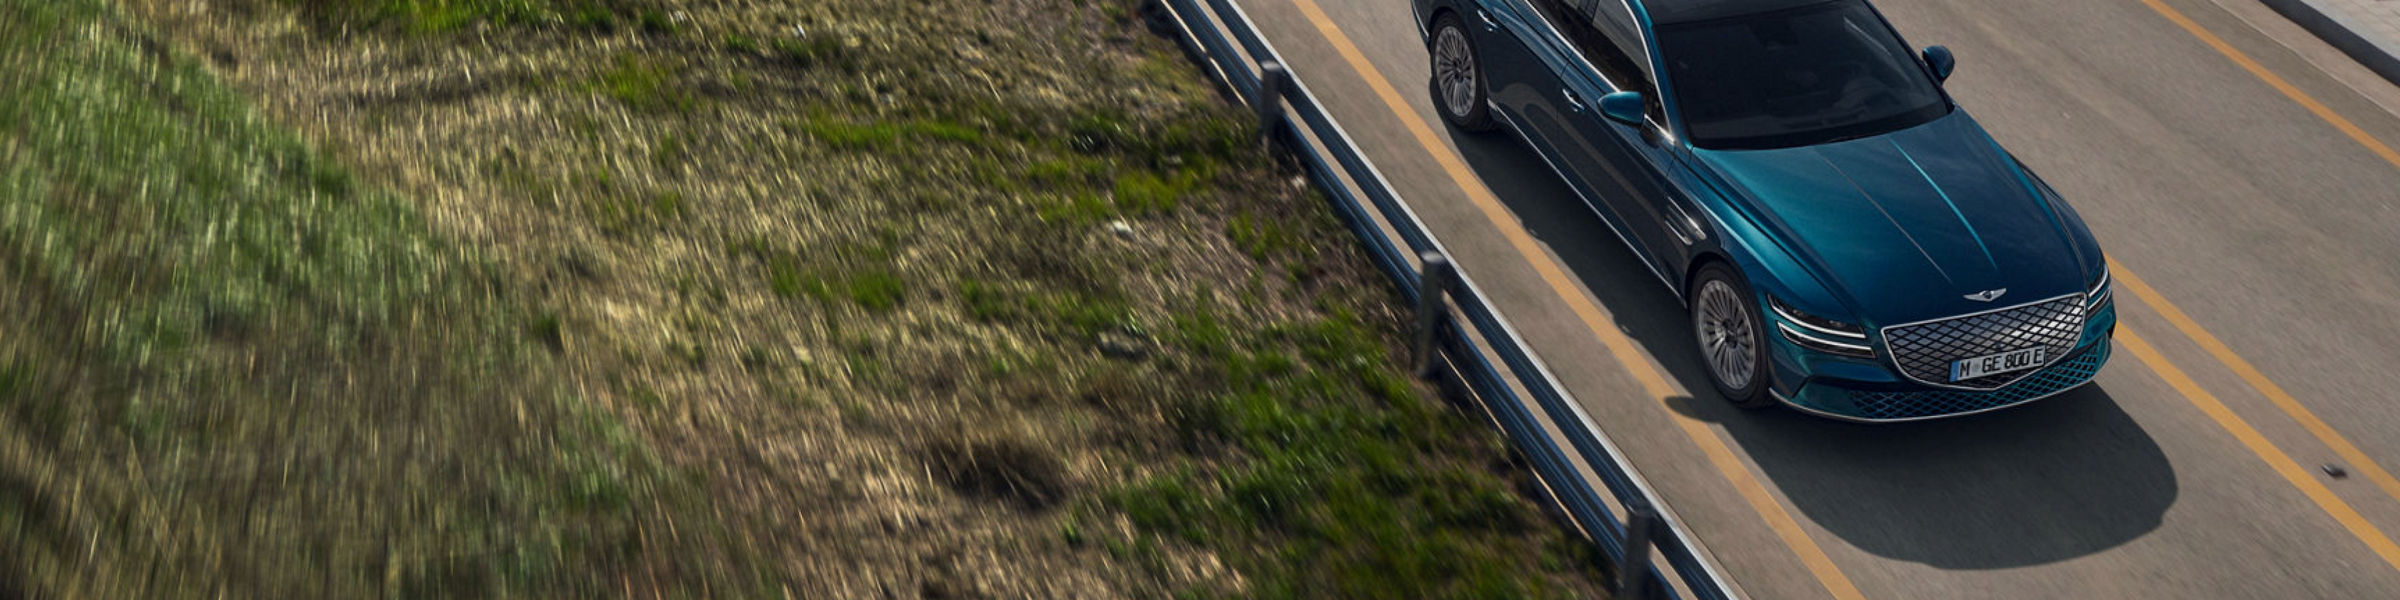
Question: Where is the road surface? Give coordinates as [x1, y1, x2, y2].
[1217, 0, 2400, 597]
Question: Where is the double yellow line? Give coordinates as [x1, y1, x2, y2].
[1277, 0, 2400, 596]
[2116, 0, 2400, 573]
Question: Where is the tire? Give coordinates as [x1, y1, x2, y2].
[1428, 13, 1497, 132]
[1690, 263, 1775, 409]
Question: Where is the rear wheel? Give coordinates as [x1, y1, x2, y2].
[1691, 264, 1775, 409]
[1428, 14, 1496, 132]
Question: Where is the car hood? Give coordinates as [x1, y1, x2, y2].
[1690, 112, 2091, 324]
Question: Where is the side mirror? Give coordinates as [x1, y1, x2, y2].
[1598, 91, 1645, 126]
[1922, 45, 1955, 82]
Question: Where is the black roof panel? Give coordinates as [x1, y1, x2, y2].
[1640, 0, 1838, 25]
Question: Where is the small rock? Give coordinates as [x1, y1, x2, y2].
[1106, 220, 1135, 238]
[2326, 464, 2350, 479]
[1097, 332, 1149, 361]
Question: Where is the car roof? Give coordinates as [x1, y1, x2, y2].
[1640, 0, 1841, 25]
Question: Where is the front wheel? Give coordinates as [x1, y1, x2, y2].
[1428, 14, 1496, 132]
[1691, 264, 1775, 409]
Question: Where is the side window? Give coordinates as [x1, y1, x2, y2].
[1527, 0, 1656, 102]
[1575, 0, 1649, 74]
[1564, 0, 1641, 65]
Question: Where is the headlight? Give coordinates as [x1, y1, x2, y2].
[2085, 267, 2112, 308]
[1768, 295, 1874, 358]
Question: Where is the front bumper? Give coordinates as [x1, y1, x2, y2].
[1769, 301, 2118, 422]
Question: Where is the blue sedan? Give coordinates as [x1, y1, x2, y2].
[1409, 0, 2115, 421]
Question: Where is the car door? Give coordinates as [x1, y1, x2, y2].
[1588, 1, 1709, 276]
[1467, 0, 1563, 140]
[1493, 0, 1696, 282]
[1579, 3, 1707, 277]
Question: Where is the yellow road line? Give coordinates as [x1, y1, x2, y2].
[2118, 330, 2400, 571]
[1282, 0, 1863, 597]
[2112, 260, 2400, 514]
[2135, 0, 2400, 170]
[2126, 0, 2400, 505]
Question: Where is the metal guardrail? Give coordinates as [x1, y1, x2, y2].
[1145, 1, 1742, 599]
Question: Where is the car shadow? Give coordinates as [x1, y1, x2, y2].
[1442, 121, 2177, 570]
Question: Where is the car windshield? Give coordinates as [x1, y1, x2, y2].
[1656, 0, 1949, 150]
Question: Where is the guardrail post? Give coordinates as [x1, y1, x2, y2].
[1414, 251, 1454, 379]
[1618, 504, 1661, 600]
[1255, 61, 1290, 138]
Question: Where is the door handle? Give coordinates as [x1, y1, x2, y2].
[1562, 88, 1585, 112]
[1478, 10, 1499, 31]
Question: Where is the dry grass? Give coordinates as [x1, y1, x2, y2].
[0, 0, 1614, 596]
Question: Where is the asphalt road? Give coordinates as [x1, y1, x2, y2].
[1214, 0, 2400, 596]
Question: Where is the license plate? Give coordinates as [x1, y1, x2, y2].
[1951, 347, 2047, 381]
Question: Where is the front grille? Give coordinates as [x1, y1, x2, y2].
[1851, 341, 2109, 420]
[1883, 296, 2086, 389]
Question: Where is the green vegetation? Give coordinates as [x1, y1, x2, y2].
[1112, 169, 1205, 213]
[31, 0, 1615, 596]
[789, 114, 989, 152]
[771, 35, 843, 68]
[722, 32, 759, 54]
[592, 54, 697, 114]
[287, 0, 636, 33]
[1102, 311, 1574, 597]
[844, 269, 907, 311]
[635, 8, 676, 35]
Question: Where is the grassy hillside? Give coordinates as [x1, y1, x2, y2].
[0, 0, 722, 596]
[1, 0, 1611, 596]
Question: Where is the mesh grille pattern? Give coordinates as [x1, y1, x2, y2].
[1851, 342, 2109, 420]
[1883, 296, 2086, 389]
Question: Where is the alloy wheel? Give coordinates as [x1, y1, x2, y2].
[1694, 279, 1759, 391]
[1433, 26, 1478, 119]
